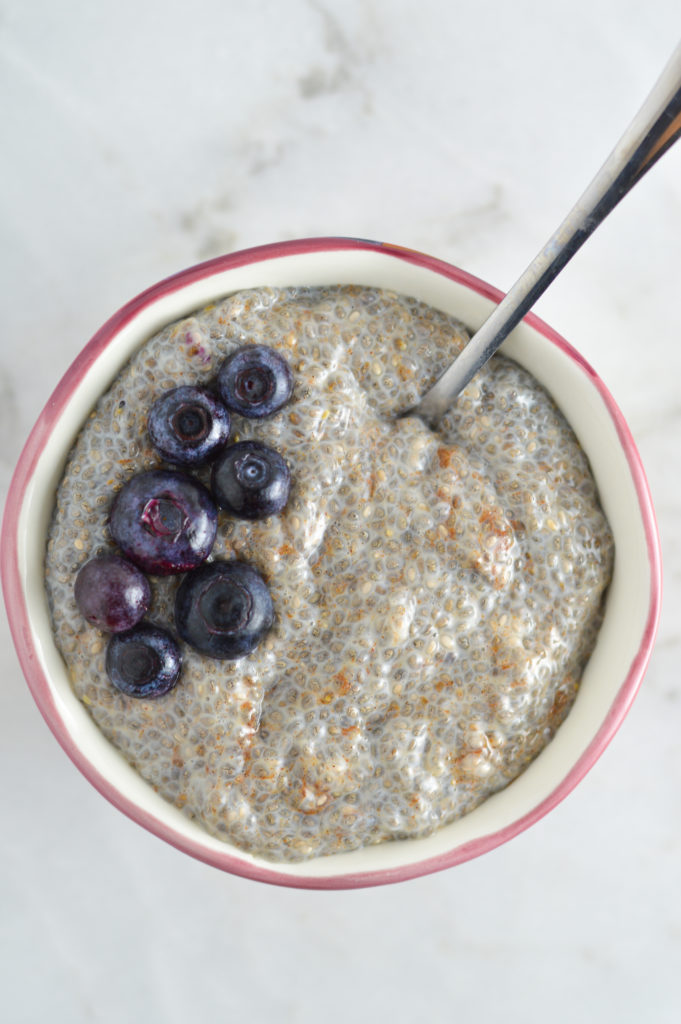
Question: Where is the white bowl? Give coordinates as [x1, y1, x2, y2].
[1, 238, 661, 888]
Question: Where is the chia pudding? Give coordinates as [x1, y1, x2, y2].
[44, 285, 614, 862]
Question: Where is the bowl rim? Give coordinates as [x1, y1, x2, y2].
[1, 236, 662, 889]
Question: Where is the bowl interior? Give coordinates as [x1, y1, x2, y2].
[5, 240, 660, 887]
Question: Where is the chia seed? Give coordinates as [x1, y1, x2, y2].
[44, 286, 614, 862]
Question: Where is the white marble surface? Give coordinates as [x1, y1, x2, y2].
[2, 2, 681, 1021]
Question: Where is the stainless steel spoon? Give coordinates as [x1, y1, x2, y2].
[412, 40, 681, 427]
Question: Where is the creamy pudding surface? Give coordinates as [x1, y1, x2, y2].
[45, 285, 614, 862]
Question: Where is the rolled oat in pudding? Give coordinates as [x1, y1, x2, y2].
[45, 285, 614, 862]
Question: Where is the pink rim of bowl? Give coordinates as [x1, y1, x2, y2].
[1, 237, 662, 889]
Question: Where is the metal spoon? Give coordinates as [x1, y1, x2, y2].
[412, 40, 681, 427]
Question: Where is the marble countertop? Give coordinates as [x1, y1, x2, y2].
[2, 2, 680, 1021]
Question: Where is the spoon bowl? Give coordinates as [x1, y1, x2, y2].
[1, 238, 661, 888]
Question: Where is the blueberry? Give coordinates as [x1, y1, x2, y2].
[217, 344, 293, 418]
[109, 469, 217, 575]
[148, 386, 230, 466]
[74, 554, 151, 632]
[211, 440, 291, 520]
[106, 622, 182, 698]
[175, 560, 274, 659]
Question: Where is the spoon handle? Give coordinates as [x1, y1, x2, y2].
[414, 40, 681, 426]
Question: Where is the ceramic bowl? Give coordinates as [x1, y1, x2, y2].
[1, 237, 661, 889]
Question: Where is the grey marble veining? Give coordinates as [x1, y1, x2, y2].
[2, 3, 680, 1022]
